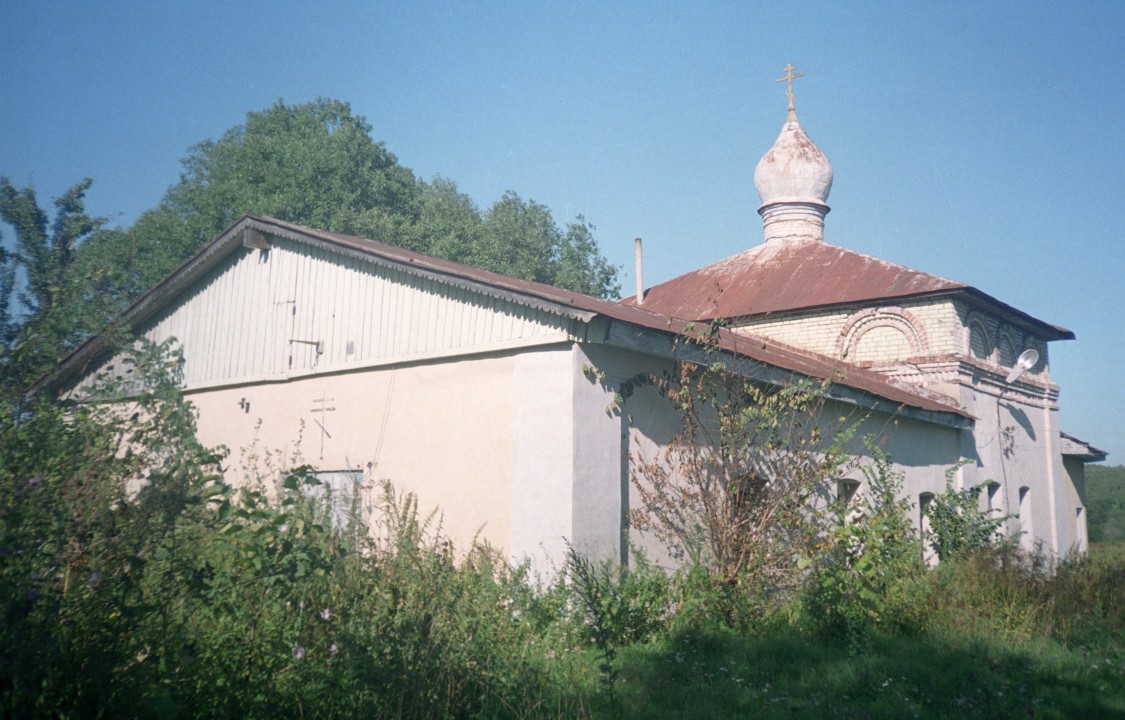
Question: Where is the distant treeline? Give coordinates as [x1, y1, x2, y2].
[1087, 464, 1125, 543]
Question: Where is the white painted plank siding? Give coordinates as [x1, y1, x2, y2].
[118, 238, 579, 390]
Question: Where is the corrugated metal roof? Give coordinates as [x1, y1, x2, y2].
[37, 215, 972, 421]
[621, 238, 1073, 340]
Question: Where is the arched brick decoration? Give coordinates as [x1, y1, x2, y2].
[1027, 337, 1047, 375]
[964, 313, 994, 361]
[837, 307, 929, 363]
[996, 328, 1021, 368]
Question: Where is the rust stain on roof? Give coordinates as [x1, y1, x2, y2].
[621, 238, 1072, 340]
[623, 238, 965, 319]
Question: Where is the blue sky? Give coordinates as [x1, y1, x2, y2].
[2, 1, 1123, 462]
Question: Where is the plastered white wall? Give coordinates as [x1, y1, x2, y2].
[187, 353, 517, 556]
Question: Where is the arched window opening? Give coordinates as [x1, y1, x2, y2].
[1076, 507, 1088, 552]
[836, 478, 861, 521]
[920, 492, 936, 563]
[986, 481, 1001, 513]
[837, 478, 860, 506]
[1018, 486, 1033, 551]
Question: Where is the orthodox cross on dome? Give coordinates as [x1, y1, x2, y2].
[776, 63, 803, 112]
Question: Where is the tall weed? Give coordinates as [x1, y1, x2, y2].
[1, 341, 588, 719]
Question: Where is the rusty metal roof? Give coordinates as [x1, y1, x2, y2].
[621, 238, 1073, 340]
[38, 215, 972, 422]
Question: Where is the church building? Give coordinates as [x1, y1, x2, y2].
[46, 79, 1104, 570]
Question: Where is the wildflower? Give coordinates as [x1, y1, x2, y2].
[320, 607, 332, 621]
[329, 643, 339, 658]
[292, 645, 305, 660]
[87, 572, 101, 588]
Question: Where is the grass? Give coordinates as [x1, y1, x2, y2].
[1091, 541, 1125, 565]
[602, 626, 1124, 719]
[581, 544, 1125, 720]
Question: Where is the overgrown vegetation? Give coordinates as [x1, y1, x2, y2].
[3, 347, 1123, 717]
[1, 341, 591, 718]
[804, 446, 929, 645]
[628, 356, 857, 626]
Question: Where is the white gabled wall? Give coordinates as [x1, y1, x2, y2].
[134, 238, 578, 390]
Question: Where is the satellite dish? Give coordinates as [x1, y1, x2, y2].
[1004, 348, 1040, 384]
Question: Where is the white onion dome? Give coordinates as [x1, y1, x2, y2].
[754, 110, 833, 207]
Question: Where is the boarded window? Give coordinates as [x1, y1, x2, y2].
[305, 470, 364, 529]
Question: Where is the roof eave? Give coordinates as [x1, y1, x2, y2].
[722, 287, 1074, 342]
[599, 319, 972, 430]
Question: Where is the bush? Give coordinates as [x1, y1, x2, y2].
[804, 447, 927, 642]
[1, 341, 588, 719]
[627, 353, 858, 604]
[924, 468, 1009, 561]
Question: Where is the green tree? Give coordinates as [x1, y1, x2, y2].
[556, 216, 620, 298]
[0, 178, 106, 397]
[476, 192, 620, 297]
[413, 176, 486, 263]
[413, 181, 620, 297]
[0, 240, 16, 353]
[129, 99, 619, 298]
[134, 98, 421, 270]
[477, 191, 559, 283]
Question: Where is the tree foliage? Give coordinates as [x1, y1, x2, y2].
[805, 447, 927, 640]
[0, 177, 109, 398]
[127, 98, 619, 299]
[416, 180, 619, 297]
[144, 98, 421, 256]
[924, 473, 1009, 562]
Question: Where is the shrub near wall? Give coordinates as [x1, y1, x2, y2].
[0, 342, 588, 719]
[804, 447, 928, 642]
